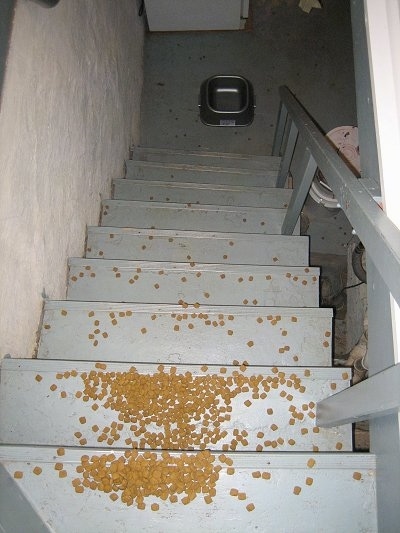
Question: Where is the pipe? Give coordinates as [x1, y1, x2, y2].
[29, 0, 60, 7]
[352, 241, 367, 283]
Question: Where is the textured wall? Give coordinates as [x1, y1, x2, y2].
[0, 0, 144, 358]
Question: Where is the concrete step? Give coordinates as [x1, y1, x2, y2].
[125, 160, 278, 187]
[86, 227, 309, 266]
[0, 445, 377, 533]
[113, 179, 292, 208]
[0, 359, 352, 452]
[67, 259, 319, 307]
[38, 301, 333, 367]
[101, 200, 298, 235]
[131, 146, 281, 171]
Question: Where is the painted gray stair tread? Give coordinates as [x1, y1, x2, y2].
[0, 359, 352, 452]
[132, 146, 282, 171]
[113, 179, 292, 208]
[86, 227, 309, 266]
[67, 259, 319, 307]
[101, 200, 299, 235]
[125, 160, 278, 187]
[0, 446, 377, 533]
[38, 302, 333, 367]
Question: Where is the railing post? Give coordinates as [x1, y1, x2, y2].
[281, 142, 317, 235]
[275, 119, 298, 188]
[317, 363, 400, 427]
[272, 101, 288, 156]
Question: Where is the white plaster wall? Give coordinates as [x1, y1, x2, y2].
[0, 0, 145, 358]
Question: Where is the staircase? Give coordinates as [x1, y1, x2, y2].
[0, 147, 377, 532]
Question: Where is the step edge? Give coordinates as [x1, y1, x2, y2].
[0, 445, 376, 469]
[43, 300, 332, 317]
[134, 146, 280, 161]
[1, 359, 348, 380]
[68, 257, 320, 274]
[102, 199, 287, 212]
[87, 225, 307, 242]
[113, 178, 290, 194]
[126, 160, 280, 175]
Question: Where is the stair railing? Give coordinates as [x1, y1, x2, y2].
[273, 85, 400, 427]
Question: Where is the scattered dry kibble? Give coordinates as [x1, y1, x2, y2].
[14, 471, 23, 479]
[353, 471, 362, 481]
[307, 458, 316, 468]
[246, 503, 255, 512]
[71, 450, 219, 509]
[62, 363, 312, 458]
[35, 374, 43, 382]
[293, 486, 302, 495]
[33, 466, 42, 476]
